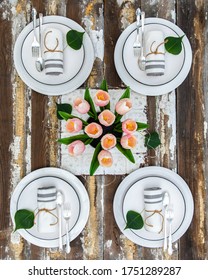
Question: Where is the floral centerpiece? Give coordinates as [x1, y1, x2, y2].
[56, 80, 160, 175]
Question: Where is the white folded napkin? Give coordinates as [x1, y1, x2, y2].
[37, 186, 58, 233]
[143, 187, 163, 233]
[43, 28, 64, 75]
[144, 30, 165, 76]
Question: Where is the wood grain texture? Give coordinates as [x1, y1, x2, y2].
[177, 0, 207, 260]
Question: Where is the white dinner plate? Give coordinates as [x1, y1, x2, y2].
[14, 16, 94, 96]
[114, 18, 192, 96]
[113, 166, 194, 248]
[10, 168, 90, 248]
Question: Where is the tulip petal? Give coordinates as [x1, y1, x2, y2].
[68, 140, 85, 156]
[120, 134, 137, 149]
[94, 90, 110, 107]
[66, 118, 83, 133]
[115, 98, 132, 115]
[101, 133, 117, 150]
[98, 150, 113, 167]
[98, 109, 115, 126]
[84, 122, 103, 138]
[74, 97, 90, 114]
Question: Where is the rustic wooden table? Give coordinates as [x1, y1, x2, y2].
[0, 0, 207, 260]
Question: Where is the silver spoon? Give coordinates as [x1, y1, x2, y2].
[167, 205, 174, 255]
[56, 190, 64, 251]
[163, 192, 170, 251]
[138, 11, 146, 71]
[35, 13, 44, 72]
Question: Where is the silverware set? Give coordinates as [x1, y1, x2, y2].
[133, 8, 146, 71]
[56, 190, 72, 254]
[162, 192, 174, 255]
[31, 8, 44, 72]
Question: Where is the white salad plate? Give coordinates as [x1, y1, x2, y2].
[113, 166, 194, 248]
[10, 167, 90, 248]
[114, 17, 192, 96]
[14, 16, 94, 96]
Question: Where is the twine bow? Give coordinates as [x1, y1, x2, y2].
[35, 207, 58, 226]
[144, 209, 164, 234]
[146, 40, 168, 57]
[44, 31, 63, 54]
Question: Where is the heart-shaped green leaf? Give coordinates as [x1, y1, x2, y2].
[66, 30, 85, 50]
[125, 210, 144, 230]
[165, 35, 184, 55]
[14, 209, 34, 231]
[56, 103, 72, 120]
[58, 134, 90, 145]
[90, 142, 102, 176]
[116, 143, 135, 163]
[145, 131, 161, 149]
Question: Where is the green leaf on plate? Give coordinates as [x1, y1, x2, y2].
[56, 103, 72, 120]
[116, 143, 135, 163]
[58, 134, 90, 145]
[84, 87, 98, 120]
[90, 142, 102, 176]
[145, 131, 161, 149]
[136, 122, 149, 131]
[57, 111, 88, 126]
[164, 35, 184, 55]
[14, 209, 35, 231]
[125, 210, 144, 230]
[66, 30, 85, 50]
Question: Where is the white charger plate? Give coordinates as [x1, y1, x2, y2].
[14, 16, 94, 96]
[10, 168, 90, 248]
[114, 18, 192, 96]
[113, 166, 194, 248]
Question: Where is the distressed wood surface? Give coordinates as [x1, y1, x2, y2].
[0, 0, 207, 260]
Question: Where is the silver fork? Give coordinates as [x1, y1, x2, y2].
[63, 202, 72, 254]
[167, 206, 174, 255]
[31, 8, 40, 57]
[133, 8, 141, 56]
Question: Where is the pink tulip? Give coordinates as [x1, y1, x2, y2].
[98, 109, 115, 127]
[98, 150, 113, 167]
[68, 140, 85, 156]
[115, 98, 132, 115]
[84, 122, 103, 138]
[66, 118, 83, 133]
[122, 119, 137, 134]
[101, 134, 117, 150]
[94, 90, 110, 107]
[120, 134, 137, 149]
[74, 97, 90, 114]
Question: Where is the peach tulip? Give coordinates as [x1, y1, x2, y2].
[74, 97, 90, 114]
[94, 90, 110, 107]
[98, 109, 115, 127]
[68, 140, 85, 156]
[101, 134, 117, 150]
[66, 118, 83, 133]
[84, 122, 103, 138]
[120, 134, 137, 149]
[122, 119, 137, 134]
[115, 98, 132, 115]
[98, 150, 113, 167]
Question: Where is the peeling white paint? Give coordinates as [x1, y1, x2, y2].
[11, 231, 21, 245]
[204, 121, 207, 140]
[117, 0, 135, 7]
[171, 10, 176, 22]
[83, 18, 104, 61]
[105, 240, 112, 248]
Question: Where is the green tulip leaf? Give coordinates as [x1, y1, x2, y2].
[58, 134, 91, 145]
[56, 103, 72, 120]
[84, 87, 98, 120]
[116, 143, 135, 163]
[90, 142, 102, 176]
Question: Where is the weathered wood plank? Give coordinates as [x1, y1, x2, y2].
[141, 0, 177, 260]
[104, 0, 140, 88]
[177, 0, 207, 260]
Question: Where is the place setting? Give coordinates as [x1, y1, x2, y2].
[114, 8, 192, 96]
[113, 166, 194, 250]
[14, 8, 94, 96]
[10, 167, 90, 249]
